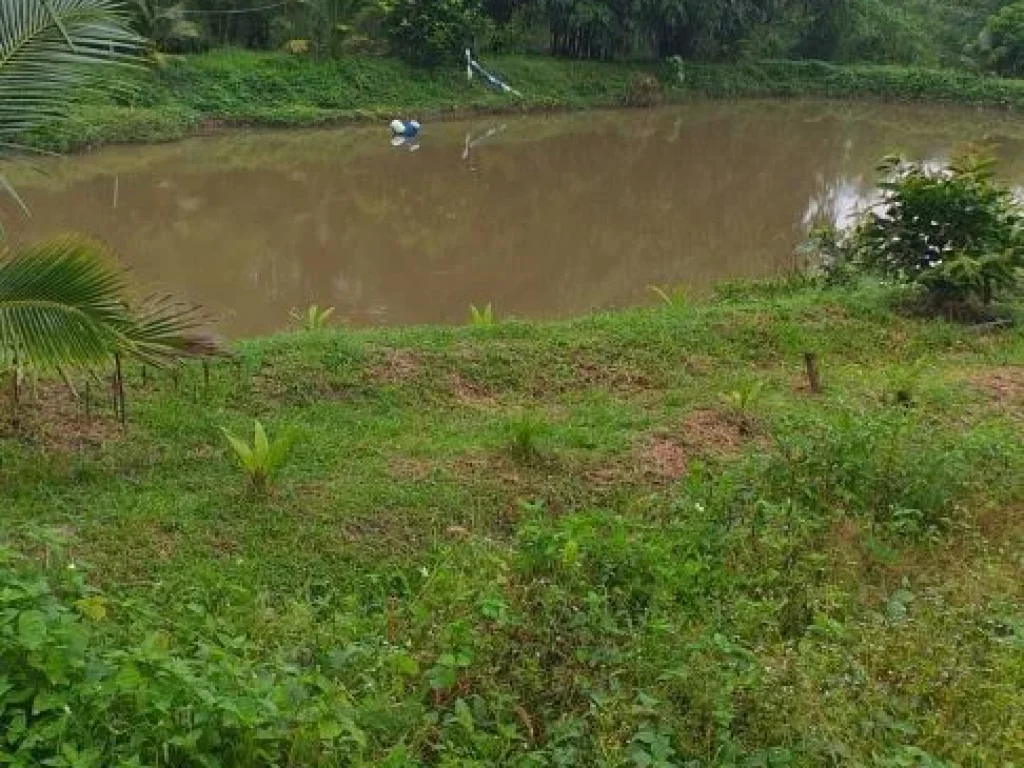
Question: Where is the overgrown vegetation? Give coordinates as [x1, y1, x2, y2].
[2, 282, 1022, 765]
[124, 0, 1018, 68]
[31, 51, 1024, 153]
[977, 1, 1024, 75]
[816, 149, 1024, 315]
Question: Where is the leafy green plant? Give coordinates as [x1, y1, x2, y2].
[0, 235, 205, 371]
[884, 359, 931, 407]
[504, 411, 546, 463]
[976, 1, 1024, 75]
[469, 303, 495, 327]
[721, 379, 765, 414]
[0, 546, 367, 766]
[382, 0, 488, 65]
[220, 420, 295, 493]
[843, 150, 1023, 312]
[290, 304, 336, 331]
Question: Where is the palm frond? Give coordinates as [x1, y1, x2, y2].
[0, 234, 134, 368]
[0, 235, 221, 370]
[0, 0, 143, 139]
[127, 295, 222, 367]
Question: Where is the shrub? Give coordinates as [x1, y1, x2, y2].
[841, 150, 1023, 310]
[978, 1, 1024, 75]
[623, 72, 663, 107]
[381, 0, 488, 66]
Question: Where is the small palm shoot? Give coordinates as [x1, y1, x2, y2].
[469, 304, 495, 327]
[647, 284, 689, 308]
[290, 305, 336, 331]
[220, 420, 295, 494]
[721, 380, 765, 415]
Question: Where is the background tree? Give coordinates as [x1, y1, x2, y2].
[977, 1, 1024, 74]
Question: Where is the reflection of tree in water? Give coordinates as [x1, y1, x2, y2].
[12, 104, 1024, 335]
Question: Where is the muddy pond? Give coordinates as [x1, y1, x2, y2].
[6, 100, 1024, 336]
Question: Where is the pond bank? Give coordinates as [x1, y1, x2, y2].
[34, 50, 1024, 152]
[2, 280, 1023, 764]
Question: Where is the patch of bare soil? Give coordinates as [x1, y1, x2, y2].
[639, 409, 755, 480]
[448, 372, 497, 408]
[642, 437, 691, 480]
[372, 349, 424, 385]
[570, 353, 654, 393]
[966, 367, 1024, 405]
[387, 455, 437, 481]
[448, 452, 522, 487]
[0, 381, 123, 452]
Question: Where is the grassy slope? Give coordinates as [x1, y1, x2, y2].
[2, 282, 1022, 764]
[35, 50, 1024, 151]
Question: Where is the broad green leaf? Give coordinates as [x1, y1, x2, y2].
[253, 420, 270, 461]
[16, 610, 47, 650]
[221, 428, 255, 467]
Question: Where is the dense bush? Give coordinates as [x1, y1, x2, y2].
[833, 151, 1024, 309]
[978, 1, 1024, 75]
[379, 0, 489, 65]
[121, 0, 1009, 66]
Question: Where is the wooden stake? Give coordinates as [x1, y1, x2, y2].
[804, 352, 822, 394]
[10, 363, 19, 432]
[115, 354, 126, 428]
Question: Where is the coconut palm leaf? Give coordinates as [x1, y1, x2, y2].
[127, 295, 223, 366]
[0, 0, 143, 140]
[0, 234, 136, 368]
[1, 234, 219, 370]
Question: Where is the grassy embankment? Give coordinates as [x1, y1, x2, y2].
[36, 49, 1024, 151]
[2, 280, 1022, 764]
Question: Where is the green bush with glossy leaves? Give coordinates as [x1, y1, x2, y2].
[846, 150, 1024, 310]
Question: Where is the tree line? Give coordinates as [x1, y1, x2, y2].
[137, 0, 1022, 71]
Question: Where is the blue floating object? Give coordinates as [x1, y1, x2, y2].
[390, 119, 421, 138]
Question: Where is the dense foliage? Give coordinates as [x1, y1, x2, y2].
[128, 0, 1021, 66]
[977, 1, 1024, 74]
[839, 152, 1024, 309]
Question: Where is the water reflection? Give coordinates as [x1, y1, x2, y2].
[3, 101, 1022, 336]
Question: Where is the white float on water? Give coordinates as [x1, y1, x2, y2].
[390, 119, 421, 138]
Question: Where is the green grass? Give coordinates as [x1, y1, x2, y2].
[29, 49, 1024, 151]
[2, 280, 1022, 765]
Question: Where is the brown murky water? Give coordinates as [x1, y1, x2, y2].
[5, 100, 1024, 336]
